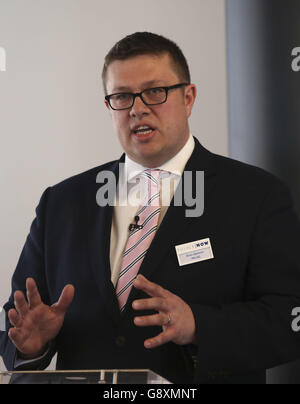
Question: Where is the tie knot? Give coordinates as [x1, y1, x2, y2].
[144, 168, 161, 184]
[141, 169, 161, 206]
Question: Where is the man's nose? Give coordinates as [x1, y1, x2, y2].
[129, 95, 151, 118]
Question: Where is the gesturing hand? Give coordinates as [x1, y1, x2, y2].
[132, 275, 196, 349]
[8, 278, 74, 359]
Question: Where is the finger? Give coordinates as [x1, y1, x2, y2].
[8, 326, 26, 349]
[144, 327, 174, 349]
[134, 312, 169, 327]
[26, 278, 42, 309]
[8, 308, 23, 328]
[14, 290, 29, 318]
[132, 297, 169, 312]
[133, 275, 169, 298]
[52, 284, 75, 314]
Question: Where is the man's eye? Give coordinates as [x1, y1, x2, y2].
[115, 93, 130, 101]
[147, 88, 164, 95]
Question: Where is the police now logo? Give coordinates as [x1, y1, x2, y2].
[195, 241, 209, 248]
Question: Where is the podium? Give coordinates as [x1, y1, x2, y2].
[0, 369, 171, 384]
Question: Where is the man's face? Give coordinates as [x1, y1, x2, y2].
[105, 53, 196, 168]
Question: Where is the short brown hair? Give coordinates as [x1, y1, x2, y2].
[102, 32, 191, 94]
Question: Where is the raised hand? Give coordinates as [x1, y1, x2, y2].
[8, 278, 74, 359]
[132, 274, 196, 349]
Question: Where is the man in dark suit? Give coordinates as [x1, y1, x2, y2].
[1, 32, 300, 384]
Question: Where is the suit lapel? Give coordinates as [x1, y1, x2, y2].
[87, 158, 123, 325]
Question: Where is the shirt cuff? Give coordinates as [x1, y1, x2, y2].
[14, 344, 50, 370]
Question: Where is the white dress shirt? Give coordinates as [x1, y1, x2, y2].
[110, 134, 195, 286]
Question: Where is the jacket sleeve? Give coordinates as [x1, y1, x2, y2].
[0, 187, 57, 371]
[189, 179, 300, 378]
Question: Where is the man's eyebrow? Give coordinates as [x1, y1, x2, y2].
[111, 80, 166, 93]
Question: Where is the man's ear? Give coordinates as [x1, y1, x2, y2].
[184, 84, 197, 118]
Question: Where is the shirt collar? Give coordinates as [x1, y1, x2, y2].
[125, 134, 195, 182]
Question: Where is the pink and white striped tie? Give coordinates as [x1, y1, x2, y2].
[116, 169, 161, 312]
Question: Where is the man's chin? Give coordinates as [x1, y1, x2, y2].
[129, 148, 168, 168]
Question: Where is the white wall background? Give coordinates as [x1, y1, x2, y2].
[0, 0, 228, 371]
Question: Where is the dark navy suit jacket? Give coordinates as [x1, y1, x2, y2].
[1, 138, 300, 384]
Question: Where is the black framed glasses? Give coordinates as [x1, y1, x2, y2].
[105, 83, 189, 111]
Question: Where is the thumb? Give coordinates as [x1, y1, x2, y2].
[52, 284, 75, 314]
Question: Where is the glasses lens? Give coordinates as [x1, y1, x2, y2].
[109, 93, 133, 110]
[142, 87, 167, 105]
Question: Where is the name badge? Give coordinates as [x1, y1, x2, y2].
[175, 238, 214, 267]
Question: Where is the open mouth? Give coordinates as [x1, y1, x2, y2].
[133, 125, 155, 136]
